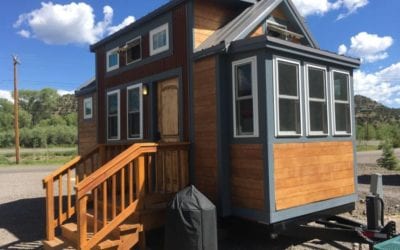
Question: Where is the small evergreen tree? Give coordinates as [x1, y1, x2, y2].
[377, 140, 399, 170]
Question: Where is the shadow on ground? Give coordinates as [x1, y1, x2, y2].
[0, 197, 45, 249]
[358, 174, 400, 186]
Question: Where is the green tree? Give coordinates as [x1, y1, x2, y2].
[377, 140, 399, 170]
[18, 88, 59, 126]
[0, 98, 14, 130]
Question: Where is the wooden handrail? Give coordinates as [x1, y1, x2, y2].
[75, 143, 158, 249]
[75, 143, 157, 199]
[43, 144, 101, 185]
[43, 156, 81, 184]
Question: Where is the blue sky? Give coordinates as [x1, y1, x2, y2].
[1, 0, 400, 107]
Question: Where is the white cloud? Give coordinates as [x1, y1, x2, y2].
[338, 32, 393, 63]
[17, 29, 31, 38]
[336, 0, 369, 20]
[107, 16, 135, 35]
[338, 44, 347, 55]
[14, 2, 135, 45]
[354, 62, 400, 107]
[291, 0, 368, 19]
[291, 0, 334, 17]
[57, 89, 75, 96]
[0, 90, 14, 103]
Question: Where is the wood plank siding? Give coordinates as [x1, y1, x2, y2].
[230, 144, 265, 210]
[96, 4, 188, 143]
[274, 141, 355, 211]
[78, 94, 97, 155]
[193, 56, 218, 202]
[193, 0, 240, 48]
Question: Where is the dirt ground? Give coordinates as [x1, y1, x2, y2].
[0, 163, 399, 250]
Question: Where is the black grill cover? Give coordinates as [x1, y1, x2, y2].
[164, 185, 218, 250]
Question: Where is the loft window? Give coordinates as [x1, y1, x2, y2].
[107, 90, 120, 140]
[232, 57, 259, 138]
[332, 70, 352, 135]
[266, 21, 304, 41]
[106, 48, 119, 72]
[126, 37, 141, 64]
[305, 64, 328, 136]
[83, 97, 93, 120]
[127, 84, 143, 139]
[274, 57, 302, 136]
[150, 23, 169, 56]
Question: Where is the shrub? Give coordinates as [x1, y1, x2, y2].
[377, 140, 399, 170]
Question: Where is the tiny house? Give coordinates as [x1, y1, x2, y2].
[43, 0, 360, 249]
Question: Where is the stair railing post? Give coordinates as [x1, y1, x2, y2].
[77, 194, 88, 250]
[44, 179, 55, 241]
[99, 145, 106, 166]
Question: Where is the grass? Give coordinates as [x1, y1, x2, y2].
[0, 147, 77, 166]
[357, 144, 380, 152]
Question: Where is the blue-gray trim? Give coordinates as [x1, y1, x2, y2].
[103, 68, 183, 144]
[75, 86, 96, 97]
[186, 1, 196, 187]
[270, 194, 357, 223]
[216, 54, 231, 217]
[231, 207, 269, 223]
[228, 36, 360, 67]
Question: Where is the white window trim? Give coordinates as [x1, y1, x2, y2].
[330, 68, 352, 136]
[83, 97, 93, 120]
[149, 23, 169, 56]
[107, 89, 120, 141]
[273, 56, 303, 137]
[127, 84, 143, 140]
[126, 36, 142, 65]
[106, 48, 119, 72]
[232, 56, 259, 138]
[304, 63, 329, 136]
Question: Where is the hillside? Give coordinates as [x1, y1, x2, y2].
[355, 95, 400, 125]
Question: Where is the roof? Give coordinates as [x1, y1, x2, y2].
[75, 77, 96, 96]
[90, 0, 255, 52]
[195, 0, 318, 53]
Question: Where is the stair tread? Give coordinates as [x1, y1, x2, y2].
[97, 239, 121, 249]
[43, 236, 75, 250]
[62, 222, 78, 232]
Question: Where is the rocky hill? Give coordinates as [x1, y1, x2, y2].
[355, 95, 400, 125]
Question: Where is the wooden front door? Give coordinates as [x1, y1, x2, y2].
[157, 78, 180, 142]
[156, 78, 181, 193]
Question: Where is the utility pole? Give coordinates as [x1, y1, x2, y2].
[13, 55, 20, 164]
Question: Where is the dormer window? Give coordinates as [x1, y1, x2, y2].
[150, 23, 169, 56]
[106, 48, 119, 72]
[267, 21, 303, 42]
[126, 37, 142, 64]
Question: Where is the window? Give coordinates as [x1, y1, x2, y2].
[305, 64, 328, 135]
[332, 70, 351, 135]
[83, 97, 93, 119]
[274, 57, 302, 136]
[107, 48, 119, 72]
[149, 23, 169, 56]
[126, 37, 141, 64]
[127, 84, 143, 139]
[232, 57, 259, 138]
[107, 90, 120, 140]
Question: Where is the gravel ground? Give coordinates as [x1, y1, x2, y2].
[0, 165, 58, 249]
[0, 160, 399, 250]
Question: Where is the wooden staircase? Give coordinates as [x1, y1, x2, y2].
[42, 142, 190, 250]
